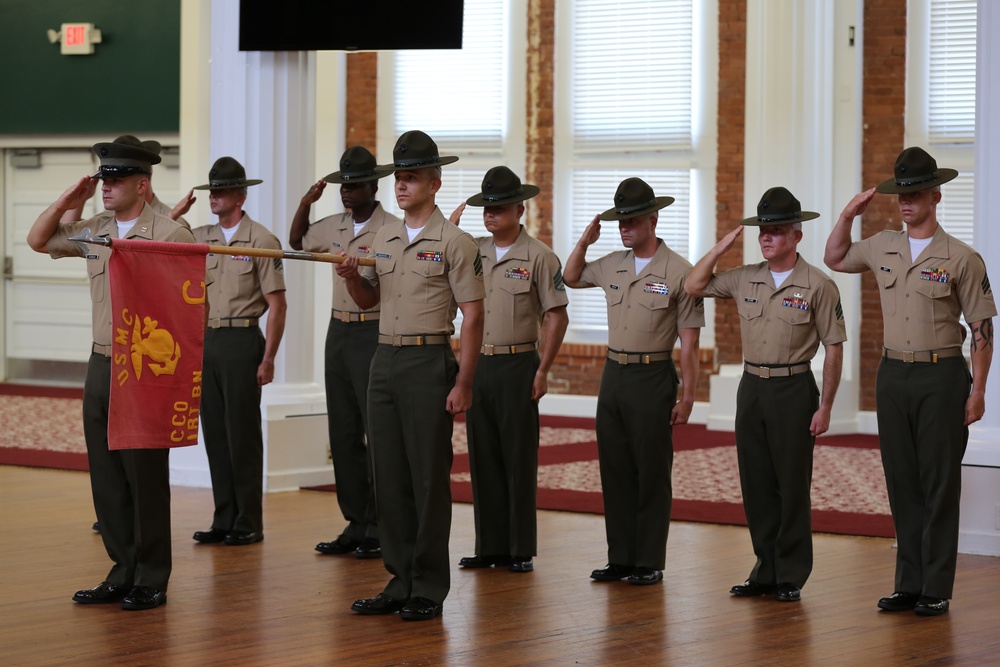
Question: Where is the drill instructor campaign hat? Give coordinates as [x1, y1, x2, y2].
[875, 146, 958, 195]
[465, 166, 540, 207]
[739, 187, 820, 226]
[598, 177, 674, 221]
[192, 157, 263, 190]
[381, 130, 459, 171]
[323, 146, 394, 184]
[90, 135, 161, 179]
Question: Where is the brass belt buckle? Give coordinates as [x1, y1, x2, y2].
[340, 311, 350, 323]
[618, 352, 628, 366]
[903, 351, 914, 363]
[759, 366, 770, 379]
[392, 335, 403, 347]
[483, 344, 495, 356]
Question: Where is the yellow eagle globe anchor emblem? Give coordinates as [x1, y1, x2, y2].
[130, 316, 181, 379]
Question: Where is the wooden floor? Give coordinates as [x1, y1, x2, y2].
[2, 466, 999, 666]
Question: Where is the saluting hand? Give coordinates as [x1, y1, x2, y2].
[300, 179, 326, 207]
[449, 202, 466, 225]
[57, 176, 98, 211]
[841, 187, 877, 221]
[578, 215, 602, 247]
[716, 225, 744, 254]
[170, 189, 196, 220]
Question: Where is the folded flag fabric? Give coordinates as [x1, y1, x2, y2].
[107, 239, 210, 450]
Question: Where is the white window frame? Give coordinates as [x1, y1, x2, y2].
[553, 0, 718, 343]
[906, 0, 976, 245]
[376, 0, 526, 221]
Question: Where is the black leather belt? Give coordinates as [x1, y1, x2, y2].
[481, 342, 537, 356]
[208, 317, 259, 329]
[882, 347, 963, 363]
[744, 362, 811, 379]
[333, 309, 379, 323]
[378, 334, 450, 347]
[606, 350, 672, 365]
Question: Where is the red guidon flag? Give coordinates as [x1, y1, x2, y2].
[108, 238, 210, 450]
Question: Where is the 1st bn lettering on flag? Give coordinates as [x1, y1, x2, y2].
[107, 238, 210, 450]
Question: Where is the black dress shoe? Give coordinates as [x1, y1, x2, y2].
[354, 538, 382, 559]
[73, 582, 130, 604]
[224, 531, 263, 546]
[730, 579, 776, 596]
[400, 597, 443, 621]
[775, 583, 801, 602]
[351, 593, 405, 615]
[92, 521, 101, 533]
[627, 567, 663, 586]
[914, 596, 950, 616]
[459, 554, 511, 568]
[121, 586, 167, 611]
[590, 564, 634, 581]
[877, 591, 920, 611]
[192, 528, 228, 543]
[316, 535, 360, 555]
[509, 557, 534, 573]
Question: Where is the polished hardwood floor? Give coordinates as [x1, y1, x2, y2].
[2, 464, 999, 666]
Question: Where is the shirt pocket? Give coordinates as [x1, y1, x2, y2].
[498, 275, 531, 317]
[375, 256, 395, 296]
[913, 279, 952, 324]
[636, 292, 672, 331]
[737, 298, 763, 321]
[87, 257, 107, 304]
[875, 271, 897, 317]
[413, 258, 447, 303]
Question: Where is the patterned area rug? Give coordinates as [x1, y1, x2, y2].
[0, 385, 893, 537]
[447, 416, 894, 538]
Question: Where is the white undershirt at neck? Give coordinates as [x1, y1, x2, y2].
[406, 225, 425, 243]
[353, 218, 370, 237]
[634, 256, 652, 274]
[221, 223, 240, 244]
[494, 243, 512, 261]
[909, 236, 933, 263]
[771, 268, 793, 289]
[116, 217, 139, 238]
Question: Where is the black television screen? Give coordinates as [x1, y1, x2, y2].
[239, 0, 464, 51]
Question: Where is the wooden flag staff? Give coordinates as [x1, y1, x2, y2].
[70, 230, 376, 266]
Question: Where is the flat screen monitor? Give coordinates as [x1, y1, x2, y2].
[239, 0, 464, 51]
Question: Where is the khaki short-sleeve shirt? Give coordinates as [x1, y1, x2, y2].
[703, 255, 847, 364]
[193, 214, 286, 320]
[300, 202, 399, 313]
[576, 240, 705, 352]
[477, 226, 569, 346]
[48, 203, 197, 346]
[840, 226, 996, 350]
[366, 207, 485, 336]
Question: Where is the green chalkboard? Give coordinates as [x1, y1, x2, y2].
[0, 0, 180, 134]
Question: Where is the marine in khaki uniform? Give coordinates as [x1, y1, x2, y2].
[338, 131, 485, 621]
[451, 167, 569, 574]
[826, 147, 996, 616]
[564, 177, 704, 586]
[289, 146, 398, 559]
[189, 157, 287, 547]
[61, 135, 192, 230]
[27, 141, 198, 611]
[686, 187, 846, 603]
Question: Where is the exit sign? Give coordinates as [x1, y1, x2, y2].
[60, 23, 98, 55]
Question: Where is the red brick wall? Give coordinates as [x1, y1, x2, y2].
[345, 53, 378, 151]
[860, 0, 907, 411]
[715, 0, 747, 367]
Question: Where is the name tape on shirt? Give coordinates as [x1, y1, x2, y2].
[375, 252, 391, 259]
[743, 297, 757, 303]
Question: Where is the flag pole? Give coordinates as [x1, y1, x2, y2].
[70, 232, 376, 267]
